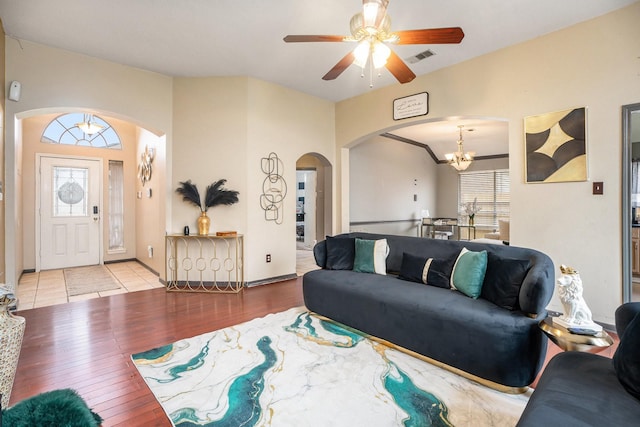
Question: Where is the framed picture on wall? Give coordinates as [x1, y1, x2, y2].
[524, 107, 587, 183]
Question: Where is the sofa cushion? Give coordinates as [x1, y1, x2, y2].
[398, 252, 452, 288]
[353, 238, 388, 275]
[613, 312, 640, 400]
[481, 253, 530, 310]
[516, 351, 640, 426]
[325, 236, 355, 270]
[451, 248, 487, 299]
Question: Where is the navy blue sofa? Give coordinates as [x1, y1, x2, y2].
[303, 232, 555, 389]
[517, 302, 640, 426]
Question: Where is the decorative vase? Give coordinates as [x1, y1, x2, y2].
[197, 211, 211, 235]
[469, 216, 475, 226]
[0, 287, 26, 409]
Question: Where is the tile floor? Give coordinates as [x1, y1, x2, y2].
[16, 261, 164, 310]
[16, 252, 319, 311]
[296, 249, 320, 276]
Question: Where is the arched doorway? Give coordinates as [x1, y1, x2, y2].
[295, 153, 332, 276]
[7, 108, 167, 288]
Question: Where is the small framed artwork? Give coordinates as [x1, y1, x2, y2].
[524, 107, 587, 183]
[393, 92, 429, 120]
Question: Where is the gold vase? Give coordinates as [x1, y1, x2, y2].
[469, 216, 474, 226]
[197, 211, 210, 235]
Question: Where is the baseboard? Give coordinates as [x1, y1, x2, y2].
[247, 274, 298, 287]
[104, 258, 137, 265]
[132, 259, 159, 276]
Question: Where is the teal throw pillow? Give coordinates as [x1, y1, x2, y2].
[353, 238, 389, 275]
[451, 248, 488, 299]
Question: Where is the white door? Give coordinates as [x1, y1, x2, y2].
[39, 156, 101, 270]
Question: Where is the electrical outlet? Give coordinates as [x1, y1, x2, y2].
[266, 254, 271, 263]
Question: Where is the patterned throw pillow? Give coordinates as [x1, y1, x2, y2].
[353, 238, 389, 275]
[398, 252, 452, 288]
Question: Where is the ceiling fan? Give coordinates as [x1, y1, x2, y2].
[283, 0, 464, 85]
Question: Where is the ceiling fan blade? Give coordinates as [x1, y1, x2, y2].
[322, 52, 356, 81]
[385, 50, 416, 84]
[362, 0, 389, 28]
[283, 35, 346, 43]
[394, 27, 465, 45]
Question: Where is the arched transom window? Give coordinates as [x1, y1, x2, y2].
[41, 113, 122, 149]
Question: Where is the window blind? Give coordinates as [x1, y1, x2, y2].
[458, 169, 510, 227]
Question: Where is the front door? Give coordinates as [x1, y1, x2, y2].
[39, 156, 101, 270]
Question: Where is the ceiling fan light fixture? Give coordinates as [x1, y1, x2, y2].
[353, 40, 371, 68]
[363, 0, 389, 28]
[372, 41, 391, 69]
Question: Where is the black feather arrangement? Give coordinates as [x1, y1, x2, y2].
[204, 179, 240, 211]
[176, 180, 203, 211]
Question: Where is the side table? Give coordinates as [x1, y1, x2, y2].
[539, 316, 613, 353]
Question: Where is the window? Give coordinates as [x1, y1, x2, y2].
[458, 170, 510, 227]
[41, 113, 122, 149]
[108, 160, 125, 252]
[53, 166, 88, 217]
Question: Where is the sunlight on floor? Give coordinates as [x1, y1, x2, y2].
[16, 261, 163, 310]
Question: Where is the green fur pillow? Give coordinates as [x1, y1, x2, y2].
[2, 389, 102, 427]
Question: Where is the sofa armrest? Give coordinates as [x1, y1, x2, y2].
[518, 251, 555, 317]
[313, 240, 327, 268]
[616, 302, 640, 336]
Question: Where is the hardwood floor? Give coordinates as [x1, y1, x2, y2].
[11, 278, 304, 426]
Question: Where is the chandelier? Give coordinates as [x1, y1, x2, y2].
[445, 125, 475, 171]
[76, 114, 104, 135]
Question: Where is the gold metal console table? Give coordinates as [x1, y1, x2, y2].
[165, 234, 244, 293]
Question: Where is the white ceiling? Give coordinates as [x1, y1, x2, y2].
[386, 119, 509, 160]
[0, 0, 635, 104]
[0, 0, 635, 157]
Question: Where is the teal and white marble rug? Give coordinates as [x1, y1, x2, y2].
[132, 307, 530, 426]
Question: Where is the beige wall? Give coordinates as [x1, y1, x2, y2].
[135, 128, 166, 275]
[0, 20, 5, 283]
[4, 38, 173, 287]
[335, 3, 640, 323]
[246, 78, 335, 282]
[21, 114, 138, 269]
[171, 77, 335, 283]
[349, 135, 436, 237]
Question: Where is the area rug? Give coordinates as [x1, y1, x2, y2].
[64, 265, 121, 296]
[132, 307, 530, 427]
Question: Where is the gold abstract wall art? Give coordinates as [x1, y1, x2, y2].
[524, 107, 587, 183]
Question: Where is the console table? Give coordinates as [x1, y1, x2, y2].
[420, 218, 476, 241]
[165, 234, 244, 293]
